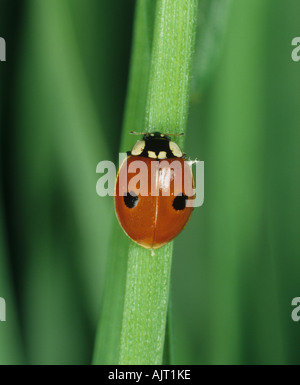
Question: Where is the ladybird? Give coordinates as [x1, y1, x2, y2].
[115, 132, 195, 250]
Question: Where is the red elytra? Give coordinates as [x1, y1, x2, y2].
[115, 133, 195, 250]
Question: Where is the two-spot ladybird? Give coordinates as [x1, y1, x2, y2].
[115, 132, 194, 250]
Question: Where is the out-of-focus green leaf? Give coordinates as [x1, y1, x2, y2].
[173, 0, 295, 365]
[93, 0, 157, 365]
[69, 0, 135, 153]
[15, 0, 114, 364]
[0, 208, 24, 364]
[0, 3, 24, 366]
[191, 0, 232, 101]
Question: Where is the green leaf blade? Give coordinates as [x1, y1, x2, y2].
[118, 0, 199, 365]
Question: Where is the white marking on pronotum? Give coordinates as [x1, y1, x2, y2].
[157, 151, 167, 159]
[131, 140, 145, 156]
[148, 151, 157, 159]
[169, 141, 183, 158]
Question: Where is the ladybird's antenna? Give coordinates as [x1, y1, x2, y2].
[130, 131, 184, 137]
[129, 131, 148, 136]
[164, 132, 185, 137]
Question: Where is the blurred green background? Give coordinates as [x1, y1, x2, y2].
[0, 0, 300, 365]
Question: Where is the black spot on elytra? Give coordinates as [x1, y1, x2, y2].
[124, 191, 139, 209]
[172, 194, 188, 211]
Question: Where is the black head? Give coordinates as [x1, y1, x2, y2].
[130, 132, 183, 159]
